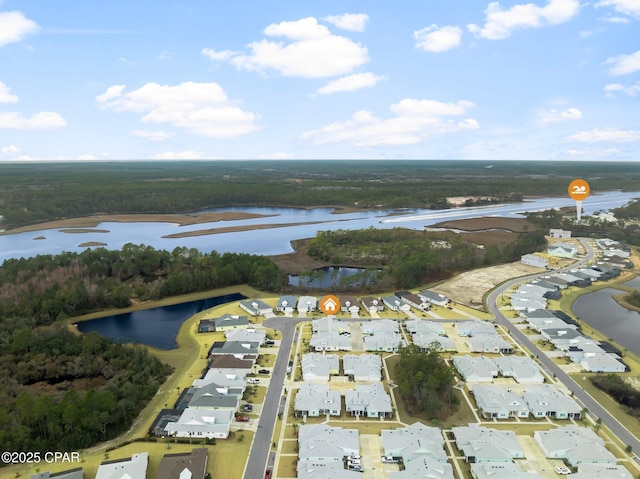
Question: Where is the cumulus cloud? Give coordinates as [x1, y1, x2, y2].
[567, 128, 640, 142]
[0, 81, 19, 103]
[0, 11, 39, 47]
[468, 0, 580, 40]
[1, 144, 20, 155]
[299, 98, 478, 146]
[0, 111, 66, 130]
[606, 50, 640, 76]
[414, 25, 463, 52]
[131, 129, 174, 141]
[597, 0, 640, 19]
[203, 17, 369, 78]
[317, 72, 384, 94]
[604, 16, 631, 23]
[97, 81, 260, 138]
[201, 48, 238, 61]
[151, 150, 205, 160]
[322, 13, 369, 32]
[538, 107, 583, 123]
[604, 81, 640, 97]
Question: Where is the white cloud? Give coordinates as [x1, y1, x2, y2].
[97, 81, 260, 138]
[96, 85, 125, 103]
[0, 81, 19, 103]
[606, 50, 640, 75]
[603, 15, 631, 23]
[151, 150, 205, 160]
[1, 144, 20, 155]
[300, 98, 478, 146]
[317, 72, 383, 94]
[468, 0, 580, 40]
[322, 13, 369, 32]
[131, 129, 174, 141]
[0, 11, 39, 47]
[0, 111, 66, 130]
[201, 48, 238, 61]
[597, 0, 640, 18]
[604, 81, 640, 97]
[414, 25, 462, 52]
[538, 107, 583, 123]
[259, 152, 294, 159]
[567, 128, 640, 142]
[565, 147, 622, 158]
[227, 17, 369, 78]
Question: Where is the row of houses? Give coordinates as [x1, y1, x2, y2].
[310, 318, 407, 353]
[454, 320, 514, 354]
[33, 449, 209, 479]
[297, 424, 362, 478]
[301, 353, 382, 382]
[595, 238, 634, 269]
[453, 355, 544, 383]
[294, 382, 393, 419]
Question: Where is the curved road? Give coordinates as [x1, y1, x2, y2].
[487, 238, 640, 456]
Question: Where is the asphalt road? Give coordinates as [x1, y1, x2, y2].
[242, 316, 307, 479]
[487, 238, 640, 455]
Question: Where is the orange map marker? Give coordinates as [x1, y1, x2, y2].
[319, 294, 340, 315]
[568, 178, 590, 221]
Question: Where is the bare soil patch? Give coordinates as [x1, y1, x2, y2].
[269, 238, 331, 274]
[431, 216, 537, 232]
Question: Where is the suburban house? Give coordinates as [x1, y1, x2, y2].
[418, 290, 450, 306]
[198, 314, 250, 333]
[344, 383, 393, 418]
[452, 424, 524, 463]
[187, 383, 241, 410]
[364, 333, 405, 352]
[276, 295, 297, 314]
[30, 470, 83, 479]
[455, 321, 496, 337]
[297, 425, 360, 478]
[566, 338, 608, 363]
[581, 353, 626, 372]
[549, 228, 571, 238]
[239, 299, 273, 316]
[413, 333, 456, 352]
[571, 464, 634, 479]
[360, 297, 385, 313]
[539, 328, 583, 351]
[555, 272, 592, 287]
[399, 456, 455, 479]
[340, 295, 360, 314]
[297, 295, 318, 314]
[207, 341, 259, 360]
[395, 291, 430, 311]
[312, 317, 350, 334]
[95, 453, 149, 479]
[405, 319, 445, 335]
[470, 463, 537, 479]
[382, 422, 448, 463]
[522, 384, 582, 419]
[493, 356, 545, 383]
[471, 384, 530, 419]
[362, 319, 399, 335]
[452, 356, 497, 383]
[527, 316, 576, 333]
[547, 242, 578, 258]
[164, 408, 233, 439]
[521, 253, 549, 268]
[510, 296, 547, 312]
[467, 334, 514, 354]
[224, 328, 266, 344]
[207, 354, 253, 371]
[534, 426, 617, 467]
[342, 353, 382, 381]
[192, 368, 249, 389]
[301, 353, 340, 382]
[294, 383, 341, 417]
[381, 295, 411, 312]
[156, 448, 208, 479]
[310, 331, 351, 352]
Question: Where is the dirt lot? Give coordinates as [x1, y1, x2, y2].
[433, 261, 543, 309]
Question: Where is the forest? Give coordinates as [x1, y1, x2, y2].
[0, 244, 282, 453]
[306, 227, 547, 289]
[590, 374, 640, 419]
[393, 344, 457, 420]
[1, 160, 639, 229]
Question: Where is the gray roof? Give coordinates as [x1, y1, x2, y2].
[418, 290, 449, 303]
[342, 353, 382, 380]
[405, 319, 445, 335]
[298, 424, 360, 459]
[470, 463, 541, 479]
[467, 334, 513, 353]
[345, 383, 392, 414]
[310, 331, 351, 351]
[164, 408, 233, 439]
[571, 464, 633, 479]
[277, 295, 297, 309]
[452, 424, 524, 461]
[361, 319, 399, 334]
[239, 299, 273, 314]
[188, 383, 240, 408]
[581, 353, 626, 372]
[294, 383, 341, 414]
[493, 355, 544, 383]
[382, 422, 447, 462]
[413, 333, 456, 352]
[455, 320, 495, 336]
[30, 470, 83, 479]
[452, 355, 497, 382]
[156, 448, 208, 479]
[302, 353, 340, 380]
[522, 384, 582, 415]
[472, 384, 529, 418]
[534, 426, 616, 466]
[96, 453, 148, 479]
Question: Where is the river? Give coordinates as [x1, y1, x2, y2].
[0, 190, 638, 262]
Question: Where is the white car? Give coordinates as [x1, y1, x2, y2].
[247, 378, 260, 384]
[381, 456, 398, 464]
[555, 466, 571, 475]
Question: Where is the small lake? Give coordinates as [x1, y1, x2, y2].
[288, 266, 383, 289]
[75, 292, 246, 350]
[622, 276, 640, 290]
[572, 287, 640, 356]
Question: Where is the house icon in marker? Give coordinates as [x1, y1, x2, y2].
[320, 295, 340, 315]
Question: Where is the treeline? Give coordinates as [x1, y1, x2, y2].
[2, 160, 639, 229]
[626, 290, 640, 308]
[0, 244, 282, 323]
[394, 344, 457, 420]
[0, 326, 172, 452]
[590, 374, 640, 419]
[306, 227, 546, 289]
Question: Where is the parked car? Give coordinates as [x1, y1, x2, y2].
[347, 459, 361, 466]
[241, 404, 253, 412]
[381, 456, 399, 464]
[264, 469, 272, 479]
[264, 340, 275, 345]
[258, 369, 270, 374]
[235, 415, 249, 422]
[248, 378, 260, 384]
[347, 464, 363, 472]
[286, 366, 292, 374]
[555, 467, 571, 475]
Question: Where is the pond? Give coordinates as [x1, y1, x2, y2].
[75, 292, 246, 350]
[288, 266, 383, 289]
[572, 287, 640, 356]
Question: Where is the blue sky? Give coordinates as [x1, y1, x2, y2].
[0, 0, 639, 161]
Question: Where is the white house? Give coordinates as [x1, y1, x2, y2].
[297, 295, 317, 314]
[534, 426, 617, 467]
[418, 290, 450, 306]
[548, 242, 578, 258]
[364, 333, 405, 352]
[301, 353, 340, 381]
[522, 384, 582, 419]
[362, 319, 399, 335]
[521, 253, 549, 268]
[310, 331, 351, 352]
[360, 297, 384, 313]
[164, 408, 233, 439]
[239, 299, 273, 316]
[381, 295, 411, 312]
[467, 335, 514, 354]
[405, 319, 445, 335]
[472, 384, 529, 420]
[413, 333, 456, 352]
[493, 356, 544, 383]
[277, 295, 297, 314]
[344, 383, 392, 418]
[452, 424, 524, 463]
[550, 229, 571, 238]
[452, 356, 497, 383]
[294, 383, 341, 417]
[95, 453, 148, 479]
[342, 354, 382, 382]
[581, 353, 626, 373]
